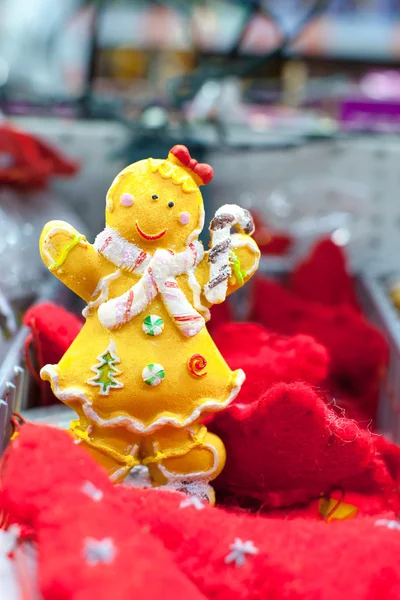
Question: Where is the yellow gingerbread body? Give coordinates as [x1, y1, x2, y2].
[39, 146, 260, 502]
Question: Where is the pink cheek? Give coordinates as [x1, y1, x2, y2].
[120, 193, 134, 207]
[179, 212, 190, 226]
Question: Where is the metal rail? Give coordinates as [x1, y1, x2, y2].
[0, 278, 75, 453]
[0, 326, 29, 452]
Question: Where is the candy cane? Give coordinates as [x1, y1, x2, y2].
[204, 204, 254, 305]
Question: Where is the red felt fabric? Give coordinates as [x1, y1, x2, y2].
[2, 424, 400, 600]
[210, 382, 400, 512]
[249, 276, 389, 420]
[23, 303, 83, 405]
[289, 238, 360, 310]
[214, 323, 329, 405]
[0, 425, 206, 600]
[39, 494, 206, 600]
[373, 435, 400, 483]
[125, 485, 400, 600]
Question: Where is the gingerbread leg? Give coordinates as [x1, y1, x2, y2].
[142, 424, 226, 504]
[69, 421, 141, 484]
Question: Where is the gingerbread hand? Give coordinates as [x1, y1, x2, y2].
[195, 205, 260, 308]
[39, 220, 107, 302]
[226, 231, 260, 296]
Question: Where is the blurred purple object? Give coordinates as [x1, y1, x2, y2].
[339, 70, 400, 132]
[340, 98, 400, 133]
[361, 71, 400, 100]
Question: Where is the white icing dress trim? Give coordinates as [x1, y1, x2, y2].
[40, 365, 245, 434]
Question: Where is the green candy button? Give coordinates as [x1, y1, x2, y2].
[142, 315, 164, 336]
[142, 363, 165, 386]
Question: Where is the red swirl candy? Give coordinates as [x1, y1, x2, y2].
[188, 354, 207, 378]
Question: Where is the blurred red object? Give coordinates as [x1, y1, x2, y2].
[249, 276, 388, 421]
[0, 123, 78, 189]
[252, 211, 292, 255]
[207, 301, 233, 336]
[23, 303, 83, 406]
[290, 238, 360, 310]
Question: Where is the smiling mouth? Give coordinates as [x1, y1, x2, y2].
[135, 221, 167, 241]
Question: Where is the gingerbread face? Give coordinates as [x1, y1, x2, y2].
[105, 159, 204, 252]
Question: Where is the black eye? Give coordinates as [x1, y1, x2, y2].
[168, 201, 174, 208]
[152, 194, 158, 200]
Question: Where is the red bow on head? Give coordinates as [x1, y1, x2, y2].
[169, 145, 213, 186]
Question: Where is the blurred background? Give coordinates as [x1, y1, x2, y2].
[3, 0, 400, 269]
[2, 0, 400, 439]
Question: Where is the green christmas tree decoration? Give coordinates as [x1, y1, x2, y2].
[88, 340, 123, 395]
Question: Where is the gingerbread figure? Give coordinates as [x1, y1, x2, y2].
[39, 145, 260, 502]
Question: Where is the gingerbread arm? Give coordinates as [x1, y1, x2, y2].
[39, 220, 109, 302]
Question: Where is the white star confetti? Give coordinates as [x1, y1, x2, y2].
[375, 519, 400, 531]
[225, 538, 259, 567]
[83, 537, 116, 566]
[82, 481, 103, 502]
[179, 496, 205, 510]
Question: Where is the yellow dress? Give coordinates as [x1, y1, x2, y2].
[39, 146, 260, 502]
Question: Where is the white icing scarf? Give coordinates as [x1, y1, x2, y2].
[93, 228, 206, 337]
